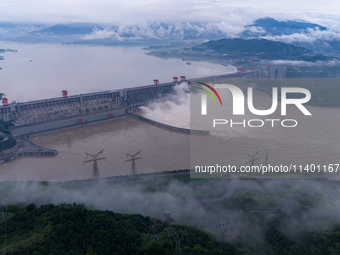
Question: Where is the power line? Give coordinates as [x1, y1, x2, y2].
[264, 233, 307, 254]
[235, 236, 267, 255]
[131, 235, 147, 255]
[245, 150, 260, 177]
[264, 147, 270, 167]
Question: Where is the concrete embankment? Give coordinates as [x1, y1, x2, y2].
[0, 138, 57, 164]
[9, 108, 126, 137]
[128, 113, 209, 135]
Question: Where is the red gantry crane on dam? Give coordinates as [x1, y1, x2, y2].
[2, 94, 8, 106]
[62, 90, 68, 98]
[154, 76, 186, 85]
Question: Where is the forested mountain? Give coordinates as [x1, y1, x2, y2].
[0, 203, 237, 255]
[1, 203, 340, 254]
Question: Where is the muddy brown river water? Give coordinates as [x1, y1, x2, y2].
[0, 117, 190, 181]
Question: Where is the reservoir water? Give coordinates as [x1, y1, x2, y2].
[0, 42, 228, 102]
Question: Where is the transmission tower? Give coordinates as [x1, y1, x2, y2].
[163, 213, 183, 254]
[216, 222, 231, 241]
[164, 212, 175, 225]
[145, 217, 162, 241]
[245, 150, 260, 167]
[126, 150, 141, 158]
[125, 150, 142, 180]
[172, 231, 185, 255]
[244, 150, 260, 177]
[264, 147, 270, 167]
[247, 150, 260, 160]
[84, 149, 106, 178]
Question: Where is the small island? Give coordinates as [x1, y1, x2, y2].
[0, 48, 18, 61]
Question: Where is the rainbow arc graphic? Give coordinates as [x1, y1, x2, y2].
[198, 82, 222, 115]
[198, 82, 222, 106]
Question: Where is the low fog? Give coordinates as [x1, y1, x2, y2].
[1, 177, 340, 243]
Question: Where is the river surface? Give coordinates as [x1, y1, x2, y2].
[0, 42, 228, 102]
[0, 117, 190, 181]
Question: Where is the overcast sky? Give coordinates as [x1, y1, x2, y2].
[0, 0, 339, 29]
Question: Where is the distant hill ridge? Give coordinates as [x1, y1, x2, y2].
[244, 17, 327, 36]
[190, 38, 321, 60]
[31, 23, 103, 35]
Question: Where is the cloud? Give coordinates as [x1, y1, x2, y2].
[210, 21, 245, 38]
[246, 26, 266, 34]
[262, 27, 340, 44]
[269, 59, 340, 66]
[81, 20, 257, 41]
[0, 1, 260, 25]
[82, 27, 121, 40]
[1, 0, 335, 27]
[1, 0, 339, 44]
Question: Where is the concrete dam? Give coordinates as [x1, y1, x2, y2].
[0, 70, 258, 164]
[0, 71, 255, 137]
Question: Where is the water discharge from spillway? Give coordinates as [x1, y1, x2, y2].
[139, 82, 191, 129]
[139, 106, 153, 114]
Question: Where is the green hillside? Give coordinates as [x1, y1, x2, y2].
[1, 203, 340, 254]
[194, 38, 331, 61]
[0, 203, 238, 255]
[1, 178, 340, 254]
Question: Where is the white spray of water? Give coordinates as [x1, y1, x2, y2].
[140, 82, 190, 129]
[139, 106, 153, 114]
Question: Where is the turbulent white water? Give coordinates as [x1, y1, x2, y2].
[139, 106, 153, 114]
[139, 82, 191, 129]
